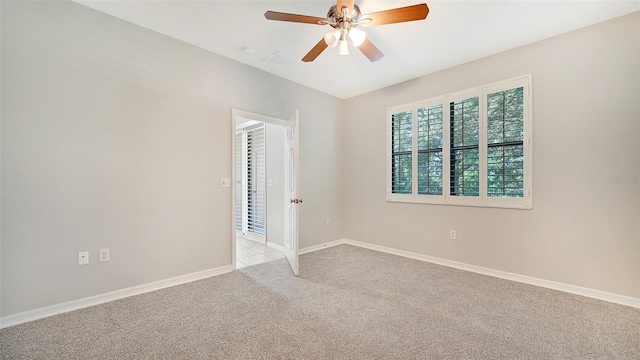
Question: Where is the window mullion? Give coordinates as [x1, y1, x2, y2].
[412, 105, 418, 199]
[443, 95, 451, 202]
[480, 89, 488, 205]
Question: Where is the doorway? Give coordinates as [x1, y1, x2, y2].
[232, 110, 298, 272]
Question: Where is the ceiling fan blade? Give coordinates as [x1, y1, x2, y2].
[337, 0, 356, 14]
[357, 38, 384, 62]
[264, 11, 327, 25]
[302, 38, 329, 62]
[361, 3, 429, 27]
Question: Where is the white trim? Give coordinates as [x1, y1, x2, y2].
[386, 199, 532, 210]
[244, 231, 266, 244]
[0, 265, 233, 329]
[266, 241, 285, 251]
[299, 239, 346, 255]
[239, 235, 266, 246]
[235, 120, 262, 131]
[232, 110, 289, 127]
[300, 238, 640, 309]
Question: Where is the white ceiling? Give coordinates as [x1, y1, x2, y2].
[75, 0, 639, 99]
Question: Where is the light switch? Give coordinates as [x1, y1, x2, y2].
[268, 179, 273, 187]
[220, 178, 230, 188]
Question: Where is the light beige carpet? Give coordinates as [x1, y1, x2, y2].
[2, 244, 639, 359]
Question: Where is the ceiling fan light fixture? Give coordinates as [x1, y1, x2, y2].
[349, 27, 366, 47]
[337, 38, 349, 55]
[265, 2, 430, 62]
[324, 28, 340, 48]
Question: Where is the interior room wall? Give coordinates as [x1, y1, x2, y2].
[1, 0, 343, 317]
[266, 123, 285, 247]
[343, 12, 640, 298]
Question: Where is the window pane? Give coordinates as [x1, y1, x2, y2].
[417, 104, 443, 195]
[392, 154, 412, 194]
[418, 152, 442, 195]
[391, 110, 412, 194]
[450, 97, 479, 197]
[487, 87, 524, 198]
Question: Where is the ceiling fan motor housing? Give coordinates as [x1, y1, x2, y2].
[327, 4, 362, 29]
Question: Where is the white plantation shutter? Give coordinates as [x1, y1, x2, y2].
[448, 94, 480, 198]
[417, 103, 444, 196]
[235, 131, 243, 231]
[486, 86, 525, 198]
[483, 77, 531, 208]
[246, 125, 266, 236]
[390, 109, 413, 195]
[387, 75, 532, 209]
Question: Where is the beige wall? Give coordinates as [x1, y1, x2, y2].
[0, 0, 343, 316]
[343, 12, 640, 298]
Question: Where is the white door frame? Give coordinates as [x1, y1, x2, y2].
[231, 110, 289, 269]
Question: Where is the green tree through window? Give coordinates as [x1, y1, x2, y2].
[418, 105, 443, 195]
[391, 110, 412, 194]
[487, 87, 524, 197]
[387, 76, 531, 208]
[449, 97, 479, 196]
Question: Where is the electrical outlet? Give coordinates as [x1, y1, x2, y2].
[99, 248, 110, 262]
[78, 251, 89, 265]
[326, 218, 331, 226]
[450, 230, 457, 240]
[277, 220, 282, 228]
[220, 178, 230, 188]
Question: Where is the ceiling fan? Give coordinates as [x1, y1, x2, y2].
[264, 0, 430, 62]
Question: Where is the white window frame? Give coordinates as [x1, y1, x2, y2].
[386, 104, 414, 203]
[444, 88, 483, 207]
[386, 75, 533, 209]
[414, 97, 446, 204]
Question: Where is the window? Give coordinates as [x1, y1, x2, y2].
[391, 110, 412, 195]
[486, 87, 525, 198]
[449, 93, 480, 199]
[386, 76, 532, 209]
[417, 104, 443, 196]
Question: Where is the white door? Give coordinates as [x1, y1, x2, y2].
[284, 110, 300, 276]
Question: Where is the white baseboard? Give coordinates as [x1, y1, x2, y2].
[0, 265, 233, 329]
[5, 238, 638, 329]
[301, 238, 640, 309]
[266, 242, 285, 251]
[299, 239, 347, 254]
